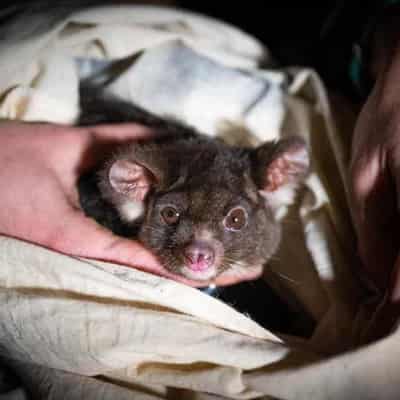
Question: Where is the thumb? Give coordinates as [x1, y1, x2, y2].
[48, 209, 162, 274]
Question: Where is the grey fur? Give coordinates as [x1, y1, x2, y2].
[78, 87, 309, 281]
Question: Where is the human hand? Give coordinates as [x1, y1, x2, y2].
[0, 121, 250, 287]
[350, 36, 400, 339]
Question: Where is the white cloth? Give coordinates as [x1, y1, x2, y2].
[0, 4, 388, 400]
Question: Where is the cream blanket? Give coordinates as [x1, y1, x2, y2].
[0, 4, 393, 400]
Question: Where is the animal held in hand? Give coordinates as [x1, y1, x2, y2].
[78, 88, 310, 282]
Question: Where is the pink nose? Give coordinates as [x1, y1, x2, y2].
[183, 242, 215, 271]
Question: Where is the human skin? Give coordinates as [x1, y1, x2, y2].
[0, 120, 253, 287]
[349, 15, 400, 339]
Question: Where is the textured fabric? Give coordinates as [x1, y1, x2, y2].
[0, 4, 389, 400]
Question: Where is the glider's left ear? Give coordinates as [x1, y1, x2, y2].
[251, 136, 310, 219]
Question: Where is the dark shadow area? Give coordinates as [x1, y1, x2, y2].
[201, 279, 316, 338]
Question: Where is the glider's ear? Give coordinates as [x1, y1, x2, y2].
[108, 159, 154, 202]
[98, 157, 157, 222]
[98, 141, 168, 222]
[252, 136, 310, 219]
